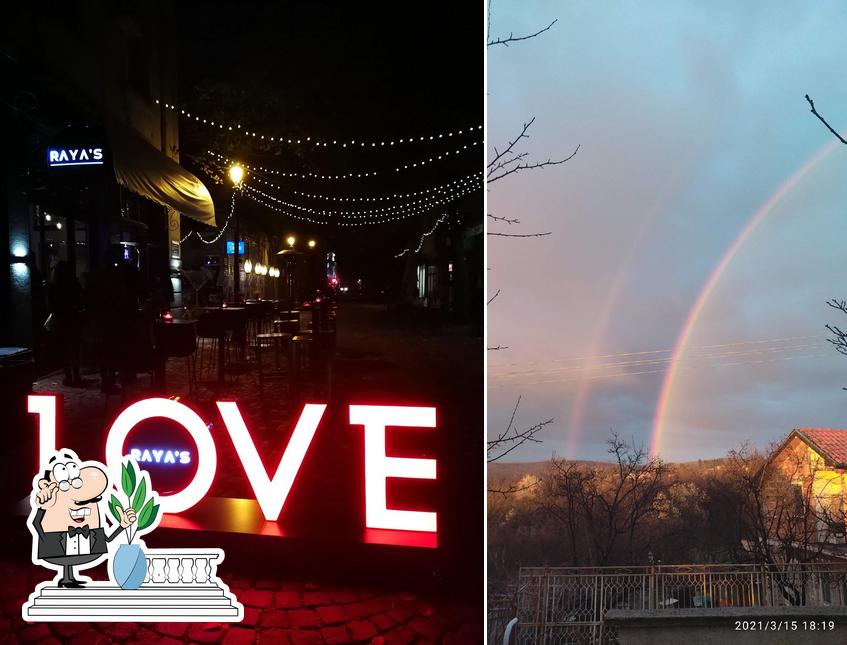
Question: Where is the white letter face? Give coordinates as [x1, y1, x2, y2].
[349, 405, 437, 533]
[217, 402, 326, 521]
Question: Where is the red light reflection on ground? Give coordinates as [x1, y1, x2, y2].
[363, 528, 437, 549]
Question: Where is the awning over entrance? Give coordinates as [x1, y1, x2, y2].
[108, 121, 216, 227]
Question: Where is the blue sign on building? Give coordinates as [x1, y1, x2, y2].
[226, 241, 245, 255]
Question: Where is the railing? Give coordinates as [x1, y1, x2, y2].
[514, 563, 847, 644]
[142, 549, 224, 585]
[489, 597, 516, 644]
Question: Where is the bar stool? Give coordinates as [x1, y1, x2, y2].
[195, 314, 220, 380]
[288, 334, 314, 399]
[256, 332, 292, 395]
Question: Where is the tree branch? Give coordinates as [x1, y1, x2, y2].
[488, 214, 521, 225]
[488, 145, 580, 183]
[487, 19, 558, 47]
[488, 231, 552, 238]
[805, 94, 847, 145]
[487, 396, 553, 462]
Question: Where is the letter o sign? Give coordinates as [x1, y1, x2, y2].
[105, 398, 216, 514]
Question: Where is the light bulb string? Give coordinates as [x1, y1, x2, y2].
[244, 183, 479, 226]
[179, 190, 236, 245]
[395, 213, 451, 257]
[262, 169, 483, 203]
[156, 99, 481, 149]
[242, 177, 480, 218]
[206, 140, 481, 181]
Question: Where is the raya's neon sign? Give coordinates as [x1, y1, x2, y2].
[129, 448, 192, 465]
[27, 396, 437, 534]
[47, 147, 104, 167]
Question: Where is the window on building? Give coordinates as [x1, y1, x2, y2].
[416, 264, 426, 299]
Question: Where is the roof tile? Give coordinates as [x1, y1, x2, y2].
[796, 428, 847, 464]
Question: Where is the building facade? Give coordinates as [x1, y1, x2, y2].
[1, 1, 214, 371]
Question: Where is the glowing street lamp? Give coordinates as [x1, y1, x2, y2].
[244, 259, 252, 274]
[286, 235, 296, 248]
[228, 164, 245, 186]
[230, 163, 245, 302]
[308, 240, 316, 249]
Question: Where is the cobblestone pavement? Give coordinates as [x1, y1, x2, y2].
[0, 559, 482, 644]
[4, 303, 483, 643]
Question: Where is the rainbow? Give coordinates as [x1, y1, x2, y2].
[565, 179, 681, 457]
[649, 139, 840, 457]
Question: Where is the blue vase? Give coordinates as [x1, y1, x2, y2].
[113, 543, 147, 590]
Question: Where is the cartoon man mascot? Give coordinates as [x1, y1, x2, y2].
[28, 450, 137, 588]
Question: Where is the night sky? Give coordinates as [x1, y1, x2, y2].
[176, 3, 483, 287]
[488, 0, 847, 463]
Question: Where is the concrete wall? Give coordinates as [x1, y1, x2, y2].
[607, 606, 847, 645]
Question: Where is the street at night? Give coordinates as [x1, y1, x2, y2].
[1, 2, 481, 643]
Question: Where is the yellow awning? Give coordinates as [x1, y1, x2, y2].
[108, 121, 216, 227]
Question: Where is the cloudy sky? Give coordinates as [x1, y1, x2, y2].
[488, 0, 847, 462]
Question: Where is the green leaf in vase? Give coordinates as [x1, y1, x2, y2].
[121, 462, 136, 498]
[132, 477, 147, 513]
[109, 494, 123, 524]
[137, 498, 155, 530]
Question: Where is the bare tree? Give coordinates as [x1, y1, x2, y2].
[486, 5, 574, 468]
[539, 434, 671, 566]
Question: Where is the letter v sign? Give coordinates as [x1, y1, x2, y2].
[217, 402, 326, 521]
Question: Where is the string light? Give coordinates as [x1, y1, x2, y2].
[207, 141, 482, 181]
[207, 150, 377, 180]
[287, 170, 483, 202]
[391, 141, 480, 173]
[187, 191, 236, 244]
[395, 214, 451, 257]
[156, 99, 481, 149]
[242, 175, 481, 218]
[244, 183, 479, 226]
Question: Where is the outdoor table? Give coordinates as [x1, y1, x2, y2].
[273, 318, 299, 334]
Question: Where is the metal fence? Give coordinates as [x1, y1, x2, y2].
[511, 562, 847, 644]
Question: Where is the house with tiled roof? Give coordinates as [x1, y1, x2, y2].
[766, 428, 847, 547]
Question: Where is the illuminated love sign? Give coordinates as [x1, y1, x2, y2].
[47, 147, 104, 167]
[27, 396, 437, 535]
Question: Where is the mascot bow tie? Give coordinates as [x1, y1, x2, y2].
[67, 525, 90, 538]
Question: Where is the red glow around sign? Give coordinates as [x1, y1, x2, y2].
[28, 396, 439, 545]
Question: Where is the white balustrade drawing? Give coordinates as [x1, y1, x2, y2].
[23, 548, 243, 622]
